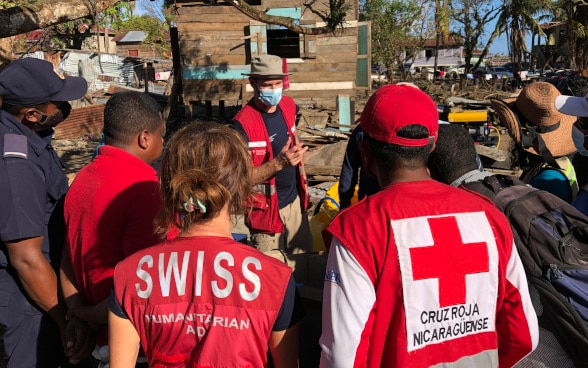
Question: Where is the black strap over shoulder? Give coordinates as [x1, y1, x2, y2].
[460, 174, 524, 202]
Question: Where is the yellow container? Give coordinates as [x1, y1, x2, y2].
[447, 110, 488, 123]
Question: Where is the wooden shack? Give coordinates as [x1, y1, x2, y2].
[168, 0, 370, 125]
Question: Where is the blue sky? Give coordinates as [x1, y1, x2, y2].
[490, 34, 509, 55]
[136, 0, 165, 20]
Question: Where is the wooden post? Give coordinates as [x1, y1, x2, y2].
[143, 62, 149, 93]
[219, 100, 225, 117]
[337, 95, 352, 132]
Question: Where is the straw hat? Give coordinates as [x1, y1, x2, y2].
[490, 82, 577, 158]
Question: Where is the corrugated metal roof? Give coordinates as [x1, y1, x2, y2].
[57, 51, 124, 91]
[21, 50, 168, 94]
[89, 54, 124, 78]
[119, 31, 147, 43]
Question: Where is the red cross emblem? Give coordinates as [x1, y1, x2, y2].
[409, 216, 489, 307]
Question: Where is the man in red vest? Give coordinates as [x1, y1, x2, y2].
[233, 54, 313, 254]
[320, 84, 539, 367]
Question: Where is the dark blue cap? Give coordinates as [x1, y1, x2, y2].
[0, 58, 88, 106]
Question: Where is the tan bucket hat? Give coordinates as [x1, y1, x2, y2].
[242, 54, 291, 78]
[490, 81, 577, 158]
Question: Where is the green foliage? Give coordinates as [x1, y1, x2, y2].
[361, 0, 433, 77]
[105, 1, 135, 29]
[493, 0, 553, 65]
[51, 20, 94, 49]
[118, 15, 170, 57]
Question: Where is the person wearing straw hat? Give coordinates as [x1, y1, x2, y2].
[555, 82, 588, 215]
[490, 81, 579, 203]
[232, 54, 313, 254]
[427, 124, 574, 368]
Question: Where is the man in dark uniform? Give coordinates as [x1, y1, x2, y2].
[0, 58, 91, 367]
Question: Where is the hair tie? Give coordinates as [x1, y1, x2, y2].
[182, 196, 207, 214]
[196, 199, 207, 213]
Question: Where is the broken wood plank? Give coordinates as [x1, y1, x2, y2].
[305, 165, 342, 176]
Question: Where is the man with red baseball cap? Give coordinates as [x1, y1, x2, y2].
[319, 84, 539, 367]
[0, 57, 91, 367]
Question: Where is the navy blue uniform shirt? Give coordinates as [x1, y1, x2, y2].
[338, 125, 381, 209]
[0, 109, 68, 268]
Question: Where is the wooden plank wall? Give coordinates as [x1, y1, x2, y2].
[117, 44, 161, 59]
[174, 0, 360, 112]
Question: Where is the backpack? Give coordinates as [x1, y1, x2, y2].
[461, 175, 588, 366]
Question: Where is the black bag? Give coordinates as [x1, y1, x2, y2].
[462, 175, 588, 366]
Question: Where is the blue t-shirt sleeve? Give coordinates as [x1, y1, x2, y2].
[530, 168, 571, 203]
[109, 288, 129, 319]
[231, 120, 248, 142]
[273, 275, 305, 331]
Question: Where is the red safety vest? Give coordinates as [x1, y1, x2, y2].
[323, 180, 537, 367]
[113, 236, 293, 368]
[234, 96, 309, 234]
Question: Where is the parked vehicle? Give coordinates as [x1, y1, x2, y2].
[445, 65, 465, 79]
[404, 64, 416, 75]
[371, 64, 388, 81]
[486, 66, 514, 78]
[372, 64, 388, 76]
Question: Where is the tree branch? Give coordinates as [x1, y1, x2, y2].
[0, 0, 122, 39]
[222, 0, 349, 35]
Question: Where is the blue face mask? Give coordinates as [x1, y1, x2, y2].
[258, 88, 282, 106]
[573, 125, 588, 156]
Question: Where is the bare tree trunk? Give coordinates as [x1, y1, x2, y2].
[104, 16, 110, 54]
[433, 0, 441, 80]
[90, 2, 104, 74]
[0, 37, 12, 64]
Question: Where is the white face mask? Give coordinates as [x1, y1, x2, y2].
[572, 125, 588, 156]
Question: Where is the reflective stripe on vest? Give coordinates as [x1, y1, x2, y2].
[253, 184, 276, 195]
[554, 156, 577, 187]
[562, 156, 577, 187]
[248, 141, 267, 148]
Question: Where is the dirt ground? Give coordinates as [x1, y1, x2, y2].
[53, 139, 99, 184]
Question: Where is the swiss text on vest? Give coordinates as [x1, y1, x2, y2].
[134, 251, 262, 301]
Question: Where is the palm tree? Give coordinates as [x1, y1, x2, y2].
[493, 0, 553, 68]
[559, 0, 588, 70]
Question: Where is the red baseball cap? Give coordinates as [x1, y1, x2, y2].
[361, 84, 438, 146]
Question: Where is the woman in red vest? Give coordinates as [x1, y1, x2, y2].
[108, 121, 303, 368]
